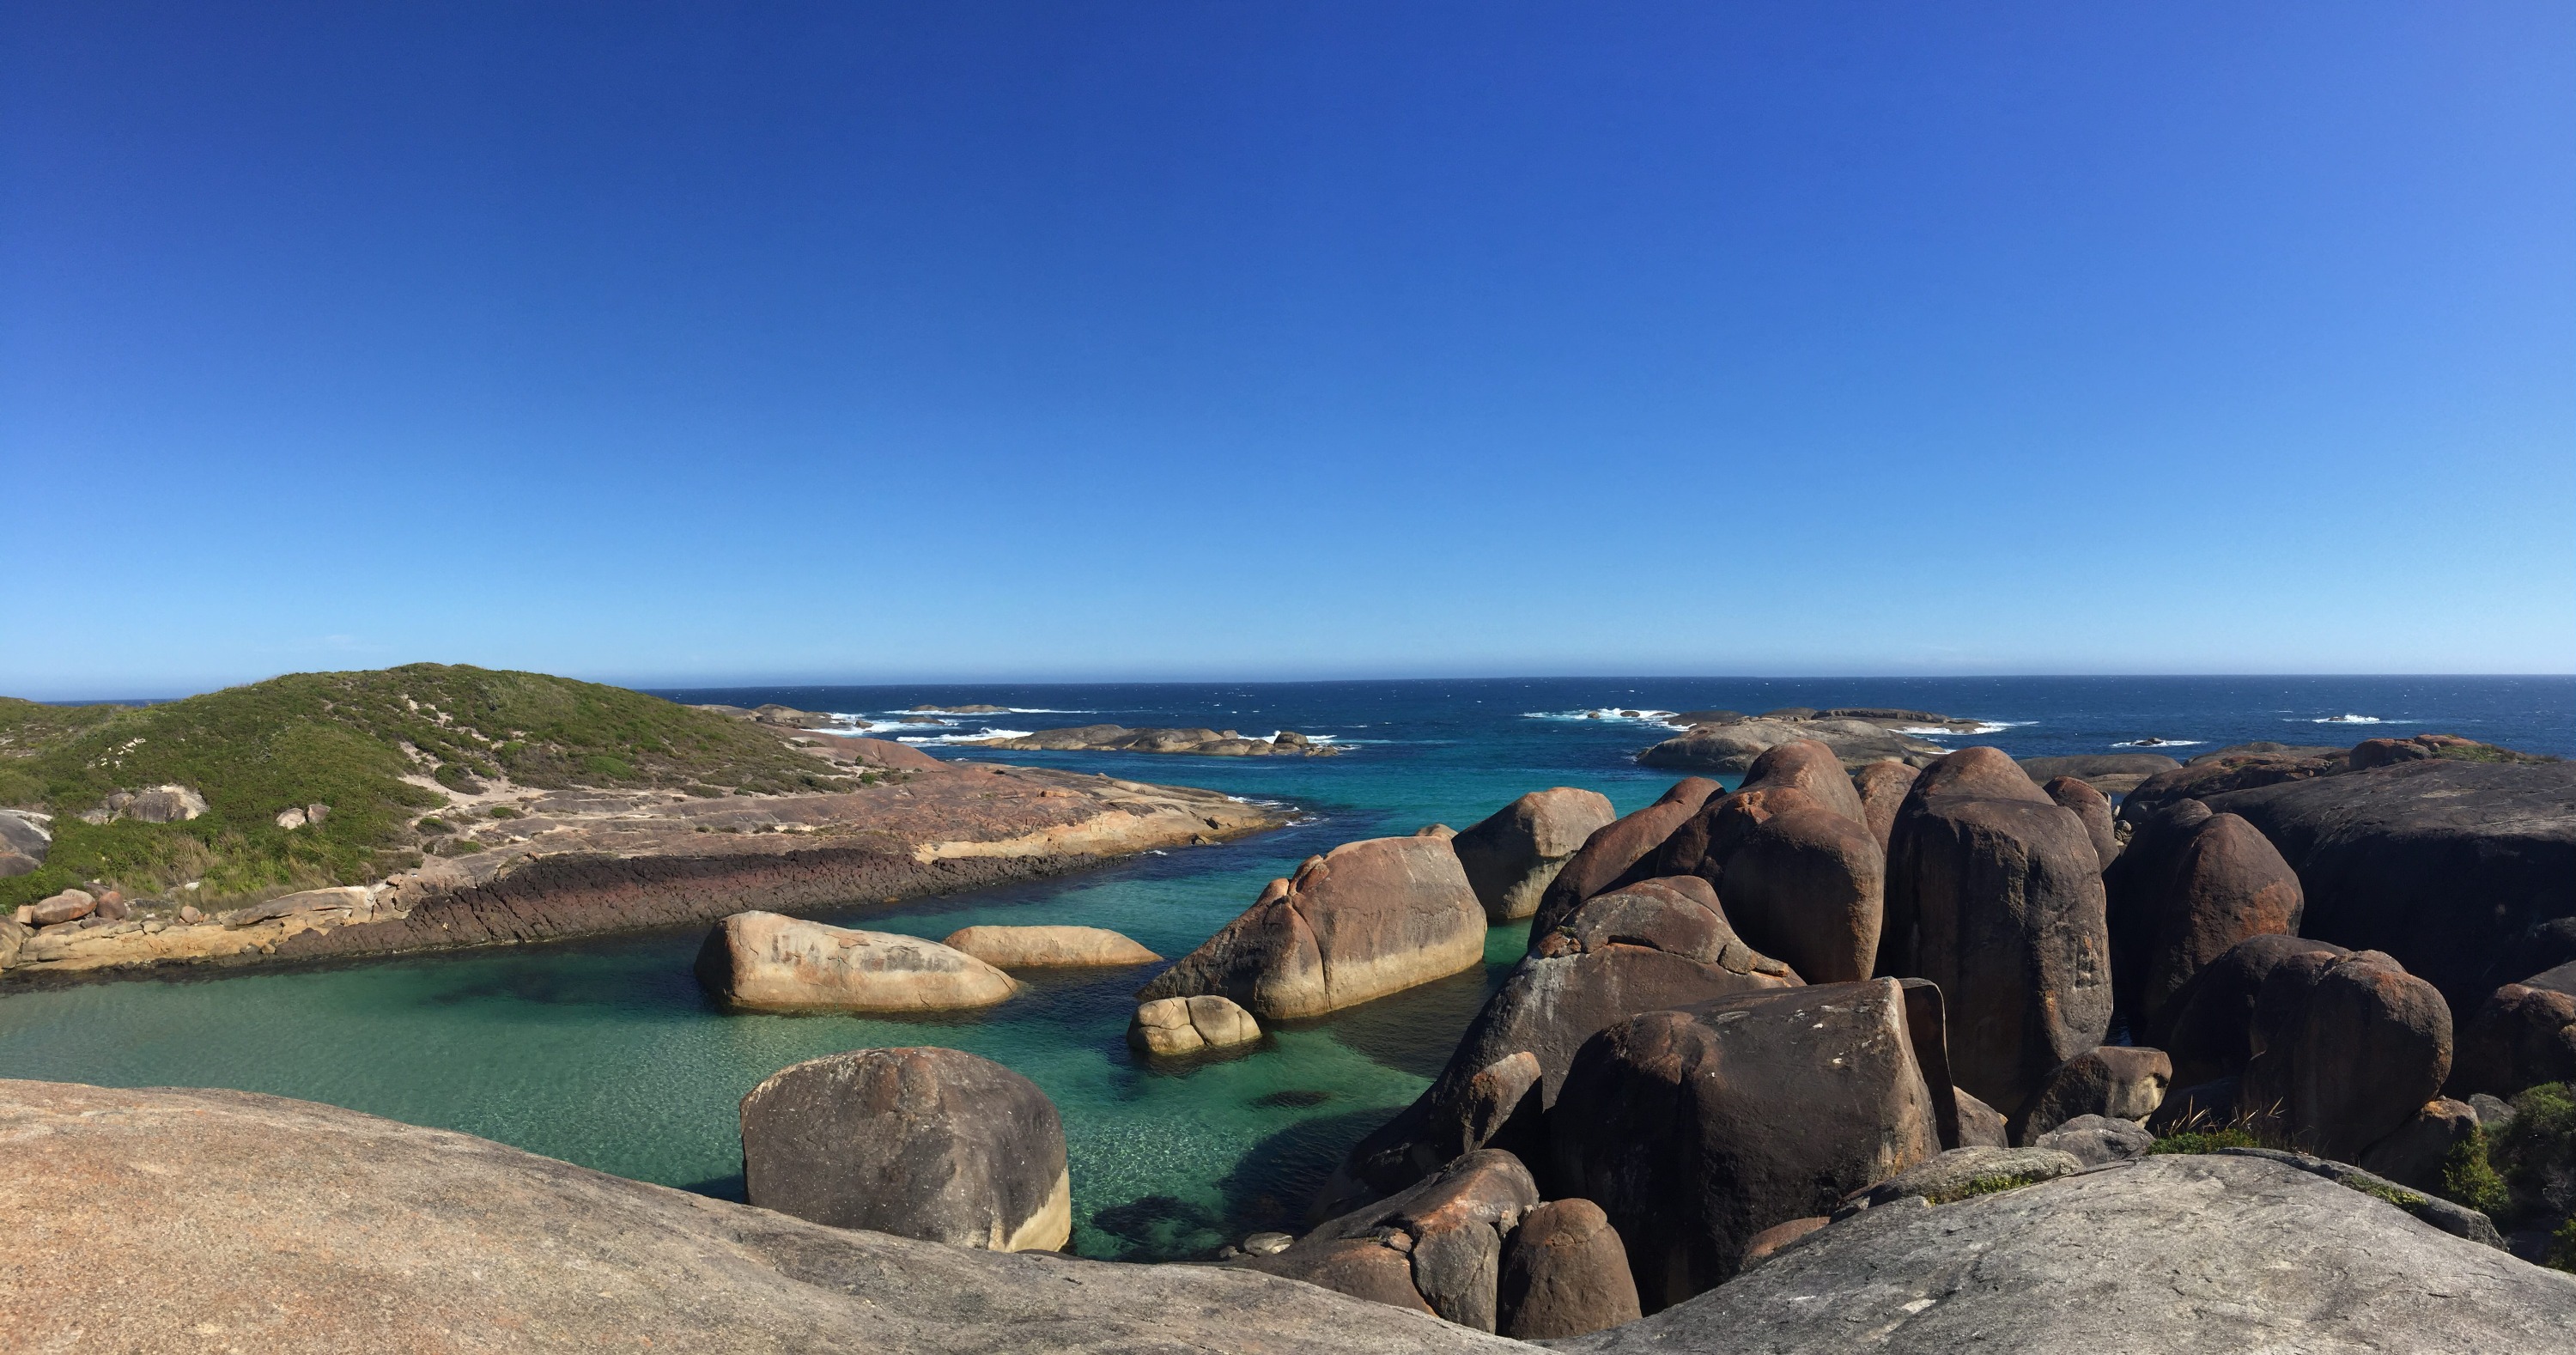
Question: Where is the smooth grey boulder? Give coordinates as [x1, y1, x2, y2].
[1451, 787, 1618, 922]
[1558, 1155, 2573, 1353]
[0, 1079, 1524, 1354]
[739, 1047, 1072, 1252]
[2032, 1113, 2156, 1166]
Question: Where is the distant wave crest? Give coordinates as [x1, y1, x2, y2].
[2111, 738, 2204, 748]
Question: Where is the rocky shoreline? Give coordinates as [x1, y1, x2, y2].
[0, 761, 1282, 983]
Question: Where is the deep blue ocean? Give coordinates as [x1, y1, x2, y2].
[3, 676, 2568, 1258]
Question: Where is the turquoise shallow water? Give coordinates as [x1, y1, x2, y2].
[4, 676, 2568, 1258]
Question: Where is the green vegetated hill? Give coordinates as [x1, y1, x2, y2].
[0, 664, 858, 908]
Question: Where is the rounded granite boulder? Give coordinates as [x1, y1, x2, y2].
[739, 1046, 1072, 1253]
[940, 925, 1160, 968]
[696, 911, 1018, 1012]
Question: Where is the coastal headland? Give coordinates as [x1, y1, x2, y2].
[0, 665, 1281, 981]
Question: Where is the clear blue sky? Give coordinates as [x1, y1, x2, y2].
[5, 2, 2570, 698]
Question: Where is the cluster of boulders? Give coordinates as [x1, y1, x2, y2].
[1635, 714, 1951, 773]
[1091, 730, 2568, 1334]
[969, 725, 1340, 757]
[0, 807, 50, 878]
[74, 783, 208, 825]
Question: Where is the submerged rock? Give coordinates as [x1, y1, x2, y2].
[739, 1047, 1072, 1253]
[696, 911, 1018, 1012]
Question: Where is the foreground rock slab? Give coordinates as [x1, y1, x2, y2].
[1561, 1154, 2576, 1353]
[0, 1079, 1523, 1355]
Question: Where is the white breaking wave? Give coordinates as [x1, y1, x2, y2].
[896, 728, 1033, 744]
[1522, 708, 1681, 725]
[2111, 738, 2204, 748]
[2312, 714, 2385, 725]
[1893, 720, 2026, 737]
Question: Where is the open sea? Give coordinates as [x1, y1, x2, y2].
[4, 676, 2570, 1258]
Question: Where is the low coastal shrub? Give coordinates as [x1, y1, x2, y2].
[0, 665, 855, 908]
[488, 805, 519, 819]
[2439, 1128, 2512, 1217]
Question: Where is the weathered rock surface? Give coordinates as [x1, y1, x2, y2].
[27, 888, 96, 926]
[1450, 787, 1618, 922]
[1526, 779, 1721, 941]
[1704, 793, 1884, 984]
[2120, 745, 2347, 820]
[78, 783, 209, 824]
[739, 1047, 1071, 1252]
[1321, 878, 1795, 1215]
[0, 1079, 1518, 1354]
[2200, 758, 2576, 1011]
[2451, 963, 2576, 1098]
[2014, 1045, 2171, 1142]
[1637, 717, 1948, 774]
[1851, 759, 1920, 853]
[941, 924, 1159, 968]
[2245, 948, 2453, 1162]
[2112, 806, 2307, 1044]
[2042, 775, 2119, 870]
[1846, 1145, 2084, 1209]
[1549, 979, 1943, 1309]
[696, 912, 1018, 1012]
[2015, 752, 2181, 797]
[1560, 1154, 2576, 1353]
[1880, 747, 2112, 1120]
[1495, 1198, 1641, 1340]
[1127, 993, 1261, 1054]
[2356, 1097, 2482, 1191]
[1953, 1087, 2009, 1147]
[2032, 1113, 2155, 1166]
[1737, 738, 1868, 823]
[969, 725, 1340, 756]
[4, 763, 1280, 981]
[1245, 1151, 1542, 1332]
[1137, 835, 1485, 1020]
[2161, 933, 2351, 1088]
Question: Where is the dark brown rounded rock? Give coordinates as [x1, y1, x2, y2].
[2120, 812, 2306, 1045]
[1549, 980, 1942, 1309]
[1736, 1217, 1828, 1271]
[1851, 760, 1921, 854]
[2243, 950, 2453, 1163]
[1711, 801, 1884, 984]
[2448, 964, 2576, 1099]
[738, 1047, 1069, 1252]
[1527, 779, 1722, 944]
[1498, 1199, 1642, 1340]
[2355, 1097, 2481, 1190]
[2042, 775, 2119, 872]
[2013, 1046, 2172, 1142]
[1249, 1151, 1540, 1330]
[1880, 748, 2111, 1121]
[1738, 739, 1866, 824]
[2160, 933, 2350, 1089]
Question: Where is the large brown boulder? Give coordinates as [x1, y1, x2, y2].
[2243, 949, 2453, 1162]
[1451, 787, 1619, 922]
[1496, 1198, 1641, 1340]
[2012, 1046, 2172, 1142]
[1245, 1151, 1542, 1332]
[1880, 747, 2112, 1120]
[2447, 962, 2576, 1098]
[0, 1079, 1517, 1355]
[738, 1047, 1071, 1252]
[1708, 798, 1884, 984]
[2116, 810, 2307, 1044]
[2160, 933, 2351, 1088]
[1127, 994, 1261, 1055]
[695, 912, 1018, 1012]
[1548, 979, 1943, 1309]
[1138, 835, 1485, 1019]
[1738, 738, 1867, 823]
[940, 925, 1159, 968]
[2042, 775, 2119, 871]
[1526, 779, 1721, 942]
[1321, 878, 1796, 1215]
[1851, 760, 1920, 854]
[2014, 753, 2180, 797]
[2196, 758, 2576, 1012]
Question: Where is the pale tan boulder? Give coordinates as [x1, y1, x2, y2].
[941, 925, 1160, 968]
[1128, 994, 1263, 1054]
[1138, 835, 1485, 1020]
[696, 911, 1017, 1012]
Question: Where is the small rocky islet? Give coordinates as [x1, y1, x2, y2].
[9, 678, 2576, 1349]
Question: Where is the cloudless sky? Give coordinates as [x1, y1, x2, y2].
[4, 1, 2571, 697]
